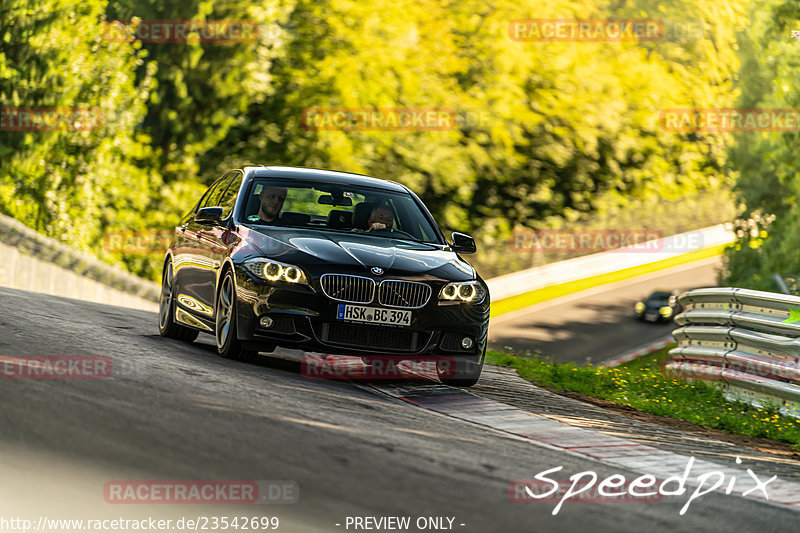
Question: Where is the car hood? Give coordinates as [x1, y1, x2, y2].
[243, 226, 476, 280]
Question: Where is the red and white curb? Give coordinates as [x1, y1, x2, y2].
[367, 381, 800, 511]
[599, 334, 674, 367]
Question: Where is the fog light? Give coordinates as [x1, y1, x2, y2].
[461, 337, 474, 349]
[260, 316, 274, 328]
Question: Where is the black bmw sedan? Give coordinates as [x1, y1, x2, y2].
[158, 166, 490, 386]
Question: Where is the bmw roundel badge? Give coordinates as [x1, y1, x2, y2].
[371, 267, 384, 275]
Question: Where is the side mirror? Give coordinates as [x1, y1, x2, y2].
[195, 206, 223, 225]
[451, 232, 476, 254]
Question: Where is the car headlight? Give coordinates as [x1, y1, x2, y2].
[635, 301, 645, 314]
[244, 259, 308, 285]
[659, 306, 673, 318]
[439, 281, 486, 303]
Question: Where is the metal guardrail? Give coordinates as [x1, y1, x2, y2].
[668, 287, 800, 418]
[0, 213, 159, 302]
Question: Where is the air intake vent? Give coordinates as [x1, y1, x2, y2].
[321, 322, 420, 352]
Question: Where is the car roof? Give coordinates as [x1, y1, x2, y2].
[243, 165, 410, 193]
[648, 290, 674, 298]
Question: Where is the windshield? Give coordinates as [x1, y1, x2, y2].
[646, 291, 672, 303]
[241, 178, 442, 244]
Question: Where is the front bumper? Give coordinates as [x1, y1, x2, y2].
[638, 307, 672, 322]
[233, 265, 490, 357]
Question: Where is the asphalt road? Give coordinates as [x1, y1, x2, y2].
[0, 284, 796, 532]
[488, 257, 721, 363]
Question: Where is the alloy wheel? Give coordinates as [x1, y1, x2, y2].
[216, 275, 234, 349]
[158, 263, 173, 331]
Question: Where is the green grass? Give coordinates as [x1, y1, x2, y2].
[485, 347, 800, 449]
[490, 243, 727, 317]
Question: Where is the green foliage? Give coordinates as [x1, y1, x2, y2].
[0, 0, 154, 251]
[106, 0, 292, 184]
[486, 348, 800, 448]
[721, 0, 800, 290]
[212, 0, 746, 244]
[1, 0, 292, 280]
[2, 0, 751, 281]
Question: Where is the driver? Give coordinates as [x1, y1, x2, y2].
[367, 206, 394, 231]
[257, 186, 287, 223]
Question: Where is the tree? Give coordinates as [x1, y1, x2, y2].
[720, 0, 800, 290]
[0, 0, 154, 254]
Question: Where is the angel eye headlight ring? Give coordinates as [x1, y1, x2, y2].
[458, 284, 476, 301]
[284, 266, 302, 283]
[245, 259, 308, 285]
[264, 262, 284, 281]
[440, 281, 483, 303]
[442, 284, 458, 300]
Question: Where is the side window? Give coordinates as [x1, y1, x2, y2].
[218, 173, 243, 218]
[195, 180, 223, 213]
[199, 173, 235, 211]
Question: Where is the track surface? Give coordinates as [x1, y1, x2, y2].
[0, 285, 796, 532]
[488, 257, 720, 363]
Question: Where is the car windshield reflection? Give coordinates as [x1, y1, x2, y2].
[241, 178, 440, 245]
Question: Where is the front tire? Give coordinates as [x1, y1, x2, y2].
[215, 270, 256, 362]
[158, 260, 199, 342]
[437, 351, 484, 387]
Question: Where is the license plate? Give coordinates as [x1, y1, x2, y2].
[645, 312, 658, 321]
[337, 304, 411, 326]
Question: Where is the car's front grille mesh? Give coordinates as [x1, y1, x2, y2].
[378, 280, 431, 308]
[320, 274, 375, 304]
[322, 323, 420, 352]
[267, 315, 295, 334]
[321, 275, 432, 308]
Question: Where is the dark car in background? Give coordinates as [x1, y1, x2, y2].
[158, 165, 490, 386]
[634, 290, 681, 323]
